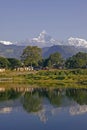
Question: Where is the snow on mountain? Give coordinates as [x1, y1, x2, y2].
[68, 37, 87, 48]
[32, 30, 55, 43]
[31, 30, 62, 47]
[15, 30, 62, 47]
[14, 30, 87, 48]
[0, 41, 13, 45]
[31, 30, 59, 47]
[1, 32, 87, 49]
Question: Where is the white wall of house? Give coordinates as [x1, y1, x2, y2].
[0, 68, 5, 72]
[15, 66, 33, 71]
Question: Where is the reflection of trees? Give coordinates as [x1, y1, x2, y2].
[47, 89, 63, 107]
[22, 88, 63, 123]
[66, 89, 87, 105]
[0, 88, 20, 101]
[23, 88, 65, 114]
[23, 91, 42, 113]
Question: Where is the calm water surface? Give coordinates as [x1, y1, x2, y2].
[0, 87, 87, 130]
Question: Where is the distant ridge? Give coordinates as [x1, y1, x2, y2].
[0, 43, 87, 59]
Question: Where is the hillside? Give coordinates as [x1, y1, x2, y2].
[0, 43, 87, 59]
[0, 43, 25, 59]
[42, 45, 87, 59]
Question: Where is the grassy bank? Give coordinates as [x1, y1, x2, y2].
[0, 69, 87, 88]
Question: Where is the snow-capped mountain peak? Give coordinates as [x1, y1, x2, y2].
[0, 41, 13, 45]
[31, 30, 62, 47]
[9, 31, 87, 48]
[32, 30, 55, 43]
[40, 30, 47, 35]
[15, 30, 62, 47]
[68, 37, 87, 48]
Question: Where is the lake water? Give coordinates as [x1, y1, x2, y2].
[0, 87, 87, 130]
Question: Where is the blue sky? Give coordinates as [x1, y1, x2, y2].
[0, 0, 87, 42]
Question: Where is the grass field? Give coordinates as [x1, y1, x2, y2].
[0, 69, 87, 88]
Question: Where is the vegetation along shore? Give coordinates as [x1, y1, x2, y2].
[0, 46, 87, 89]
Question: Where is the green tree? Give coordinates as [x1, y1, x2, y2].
[65, 52, 87, 69]
[21, 46, 42, 66]
[0, 56, 10, 68]
[46, 52, 64, 68]
[7, 58, 22, 69]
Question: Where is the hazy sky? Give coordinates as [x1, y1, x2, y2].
[0, 0, 87, 42]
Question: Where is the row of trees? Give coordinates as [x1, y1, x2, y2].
[65, 52, 87, 69]
[0, 46, 87, 69]
[0, 57, 22, 69]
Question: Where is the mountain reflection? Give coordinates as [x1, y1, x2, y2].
[0, 87, 87, 122]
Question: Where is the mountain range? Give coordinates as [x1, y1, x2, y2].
[13, 30, 62, 47]
[1, 30, 87, 48]
[0, 30, 87, 59]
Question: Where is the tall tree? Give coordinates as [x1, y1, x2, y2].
[21, 46, 42, 66]
[46, 52, 64, 68]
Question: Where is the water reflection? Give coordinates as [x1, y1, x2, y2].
[0, 88, 21, 101]
[66, 88, 87, 105]
[0, 87, 87, 123]
[0, 107, 12, 114]
[23, 91, 42, 113]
